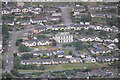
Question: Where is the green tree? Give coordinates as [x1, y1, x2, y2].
[86, 28, 94, 35]
[16, 39, 23, 46]
[54, 55, 58, 58]
[80, 15, 92, 22]
[2, 25, 9, 47]
[99, 30, 107, 37]
[52, 41, 57, 46]
[73, 41, 85, 50]
[18, 45, 29, 52]
[40, 64, 45, 70]
[14, 56, 21, 69]
[10, 69, 19, 76]
[69, 50, 73, 55]
[2, 72, 13, 78]
[13, 53, 17, 57]
[21, 54, 33, 60]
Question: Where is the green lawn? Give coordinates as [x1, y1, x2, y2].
[92, 17, 107, 25]
[18, 63, 108, 73]
[79, 49, 89, 54]
[3, 51, 8, 56]
[32, 2, 70, 6]
[62, 49, 75, 55]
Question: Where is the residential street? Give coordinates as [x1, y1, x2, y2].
[4, 28, 34, 73]
[60, 7, 72, 26]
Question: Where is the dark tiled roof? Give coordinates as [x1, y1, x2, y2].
[76, 72, 88, 78]
[23, 74, 36, 78]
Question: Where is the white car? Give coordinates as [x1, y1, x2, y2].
[6, 60, 8, 63]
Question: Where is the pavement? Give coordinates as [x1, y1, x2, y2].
[4, 28, 33, 73]
[60, 7, 72, 26]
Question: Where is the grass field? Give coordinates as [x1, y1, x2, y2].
[18, 63, 108, 73]
[3, 51, 8, 56]
[92, 17, 107, 25]
[79, 49, 89, 54]
[39, 45, 51, 50]
[62, 49, 75, 55]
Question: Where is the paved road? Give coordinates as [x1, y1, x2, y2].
[4, 28, 33, 73]
[60, 7, 72, 26]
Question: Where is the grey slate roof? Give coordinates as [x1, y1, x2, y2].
[39, 72, 55, 78]
[23, 74, 36, 78]
[76, 72, 88, 78]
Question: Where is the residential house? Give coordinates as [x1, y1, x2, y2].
[58, 55, 64, 58]
[21, 58, 69, 65]
[32, 7, 41, 14]
[73, 24, 89, 30]
[105, 13, 118, 18]
[91, 12, 105, 18]
[70, 57, 83, 63]
[104, 37, 119, 43]
[64, 55, 72, 59]
[76, 72, 88, 78]
[17, 2, 24, 7]
[52, 13, 61, 17]
[88, 69, 106, 77]
[102, 26, 112, 32]
[53, 58, 69, 64]
[17, 19, 31, 26]
[103, 42, 118, 50]
[93, 25, 103, 30]
[79, 35, 102, 42]
[33, 51, 53, 57]
[96, 56, 119, 62]
[73, 12, 88, 18]
[104, 5, 117, 9]
[17, 52, 32, 56]
[83, 56, 96, 63]
[12, 7, 22, 14]
[23, 74, 36, 78]
[113, 56, 120, 61]
[51, 25, 70, 31]
[43, 8, 56, 13]
[92, 49, 111, 54]
[53, 50, 64, 55]
[73, 6, 86, 12]
[22, 8, 29, 13]
[39, 72, 55, 78]
[0, 41, 3, 54]
[73, 24, 82, 30]
[30, 17, 47, 24]
[21, 32, 32, 40]
[33, 27, 46, 33]
[87, 5, 99, 10]
[46, 15, 61, 21]
[2, 9, 12, 15]
[53, 32, 73, 43]
[2, 20, 14, 26]
[22, 40, 37, 47]
[37, 39, 51, 46]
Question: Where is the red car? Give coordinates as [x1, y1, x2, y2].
[8, 49, 10, 52]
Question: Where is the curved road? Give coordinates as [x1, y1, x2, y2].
[4, 28, 33, 73]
